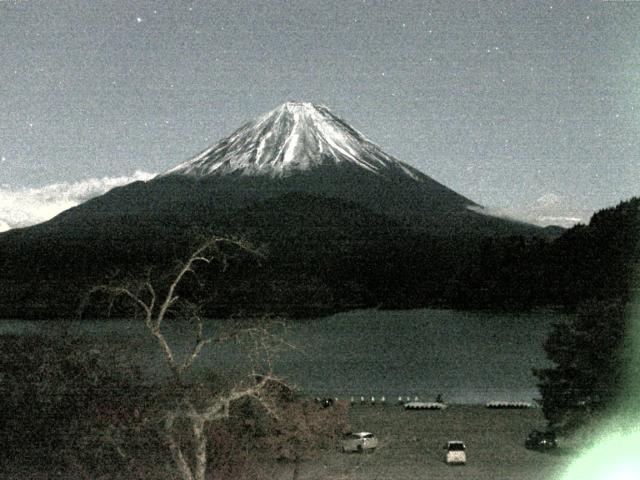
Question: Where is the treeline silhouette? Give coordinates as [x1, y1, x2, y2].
[532, 199, 638, 432]
[0, 194, 637, 319]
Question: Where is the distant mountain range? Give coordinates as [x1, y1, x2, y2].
[0, 102, 580, 319]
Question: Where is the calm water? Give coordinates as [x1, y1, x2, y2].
[0, 309, 565, 404]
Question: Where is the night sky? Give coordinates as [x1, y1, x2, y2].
[1, 0, 639, 229]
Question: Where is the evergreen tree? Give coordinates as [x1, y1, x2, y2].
[534, 301, 627, 432]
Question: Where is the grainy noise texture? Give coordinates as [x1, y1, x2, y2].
[1, 1, 639, 227]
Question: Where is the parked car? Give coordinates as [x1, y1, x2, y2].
[525, 430, 557, 451]
[320, 397, 335, 408]
[444, 440, 466, 465]
[341, 432, 378, 453]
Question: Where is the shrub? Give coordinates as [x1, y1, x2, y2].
[0, 333, 159, 475]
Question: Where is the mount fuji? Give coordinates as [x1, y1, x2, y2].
[0, 102, 554, 318]
[163, 102, 441, 182]
[44, 101, 538, 236]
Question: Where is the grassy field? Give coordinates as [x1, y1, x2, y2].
[1, 403, 578, 479]
[298, 404, 575, 480]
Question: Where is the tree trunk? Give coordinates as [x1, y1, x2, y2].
[193, 416, 208, 480]
[165, 413, 195, 480]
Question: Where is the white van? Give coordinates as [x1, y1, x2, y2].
[445, 440, 466, 465]
[341, 432, 378, 453]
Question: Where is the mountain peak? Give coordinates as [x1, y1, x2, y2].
[162, 102, 424, 181]
[277, 101, 324, 113]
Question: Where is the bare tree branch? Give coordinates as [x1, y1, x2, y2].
[178, 336, 214, 376]
[89, 235, 286, 480]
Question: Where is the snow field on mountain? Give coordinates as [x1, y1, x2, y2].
[163, 102, 425, 181]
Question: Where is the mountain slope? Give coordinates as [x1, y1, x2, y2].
[0, 101, 557, 318]
[43, 102, 543, 237]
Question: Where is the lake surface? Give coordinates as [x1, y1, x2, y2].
[0, 308, 566, 404]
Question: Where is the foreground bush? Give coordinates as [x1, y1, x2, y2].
[0, 333, 349, 478]
[0, 333, 161, 475]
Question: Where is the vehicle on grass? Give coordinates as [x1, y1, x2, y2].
[320, 397, 335, 408]
[525, 430, 557, 451]
[341, 432, 378, 453]
[444, 440, 466, 465]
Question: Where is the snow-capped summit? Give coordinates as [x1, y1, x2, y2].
[163, 102, 423, 180]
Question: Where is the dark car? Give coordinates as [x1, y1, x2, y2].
[525, 430, 557, 451]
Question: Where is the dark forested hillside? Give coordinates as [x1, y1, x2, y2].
[533, 199, 639, 432]
[0, 195, 637, 319]
[545, 198, 640, 307]
[448, 198, 639, 310]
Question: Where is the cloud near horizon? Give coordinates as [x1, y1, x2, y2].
[0, 170, 155, 232]
[468, 193, 592, 229]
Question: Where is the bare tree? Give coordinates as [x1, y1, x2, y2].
[92, 236, 291, 480]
